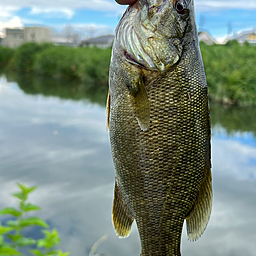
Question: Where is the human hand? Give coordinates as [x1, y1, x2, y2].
[115, 0, 137, 5]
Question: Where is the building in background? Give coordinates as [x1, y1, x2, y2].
[233, 28, 256, 45]
[24, 27, 51, 43]
[80, 35, 114, 48]
[198, 31, 215, 45]
[2, 28, 24, 48]
[52, 33, 80, 47]
[2, 26, 51, 48]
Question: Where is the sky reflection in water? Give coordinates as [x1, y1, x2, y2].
[0, 75, 256, 256]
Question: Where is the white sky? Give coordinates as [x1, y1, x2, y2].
[0, 0, 256, 38]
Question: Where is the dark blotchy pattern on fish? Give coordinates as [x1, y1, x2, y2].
[108, 1, 212, 255]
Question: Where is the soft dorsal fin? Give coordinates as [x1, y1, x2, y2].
[106, 90, 111, 131]
[112, 180, 134, 238]
[186, 166, 212, 241]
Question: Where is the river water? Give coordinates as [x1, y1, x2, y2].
[0, 73, 256, 256]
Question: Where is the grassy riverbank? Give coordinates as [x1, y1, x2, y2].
[0, 41, 255, 105]
[0, 43, 111, 86]
[200, 41, 256, 106]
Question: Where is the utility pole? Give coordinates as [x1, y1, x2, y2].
[227, 21, 233, 38]
[199, 15, 205, 32]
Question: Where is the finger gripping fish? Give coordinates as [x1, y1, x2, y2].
[107, 0, 212, 255]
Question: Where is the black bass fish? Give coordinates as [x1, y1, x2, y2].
[107, 0, 212, 255]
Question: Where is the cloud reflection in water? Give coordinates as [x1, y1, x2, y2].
[0, 76, 256, 256]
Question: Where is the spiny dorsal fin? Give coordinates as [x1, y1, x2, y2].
[106, 90, 111, 131]
[186, 166, 212, 241]
[112, 181, 134, 238]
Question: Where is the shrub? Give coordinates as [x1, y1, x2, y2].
[0, 46, 15, 66]
[10, 42, 54, 73]
[33, 46, 111, 85]
[200, 41, 256, 105]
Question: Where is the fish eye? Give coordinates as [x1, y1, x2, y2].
[175, 1, 187, 15]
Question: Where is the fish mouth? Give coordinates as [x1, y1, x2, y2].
[124, 50, 148, 69]
[128, 0, 140, 8]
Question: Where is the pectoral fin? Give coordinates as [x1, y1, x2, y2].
[129, 76, 150, 131]
[186, 166, 212, 241]
[112, 181, 134, 238]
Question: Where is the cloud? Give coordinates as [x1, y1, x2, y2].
[66, 23, 114, 37]
[0, 1, 123, 37]
[0, 6, 23, 35]
[1, 73, 256, 256]
[212, 136, 256, 181]
[195, 0, 256, 11]
[30, 7, 75, 19]
[0, 6, 20, 19]
[1, 0, 256, 39]
[0, 16, 23, 36]
[0, 0, 124, 14]
[2, 0, 256, 14]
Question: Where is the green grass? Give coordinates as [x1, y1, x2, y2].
[200, 41, 256, 105]
[1, 41, 256, 105]
[0, 47, 15, 67]
[33, 46, 111, 85]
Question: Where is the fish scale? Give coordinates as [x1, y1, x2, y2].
[108, 0, 212, 255]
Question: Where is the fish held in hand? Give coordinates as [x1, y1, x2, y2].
[107, 0, 212, 255]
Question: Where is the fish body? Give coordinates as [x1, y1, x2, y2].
[107, 0, 212, 255]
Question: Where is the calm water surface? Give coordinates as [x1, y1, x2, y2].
[0, 74, 256, 256]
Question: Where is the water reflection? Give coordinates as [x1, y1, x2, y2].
[4, 71, 108, 106]
[0, 74, 256, 256]
[211, 102, 256, 136]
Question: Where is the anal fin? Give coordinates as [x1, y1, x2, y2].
[186, 166, 212, 241]
[112, 181, 134, 238]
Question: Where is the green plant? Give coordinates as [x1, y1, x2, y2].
[0, 183, 69, 256]
[10, 42, 53, 73]
[200, 41, 256, 105]
[2, 41, 256, 105]
[0, 47, 15, 66]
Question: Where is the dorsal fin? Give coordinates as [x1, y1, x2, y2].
[106, 90, 111, 131]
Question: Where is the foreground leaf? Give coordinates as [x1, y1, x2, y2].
[21, 203, 41, 212]
[17, 184, 37, 195]
[0, 207, 22, 217]
[6, 220, 19, 228]
[56, 251, 70, 256]
[20, 217, 48, 228]
[0, 246, 21, 255]
[31, 249, 44, 256]
[0, 223, 13, 235]
[38, 229, 60, 249]
[12, 192, 26, 201]
[46, 250, 58, 255]
[17, 237, 37, 246]
[6, 234, 23, 243]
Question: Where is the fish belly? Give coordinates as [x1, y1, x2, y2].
[109, 65, 210, 256]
